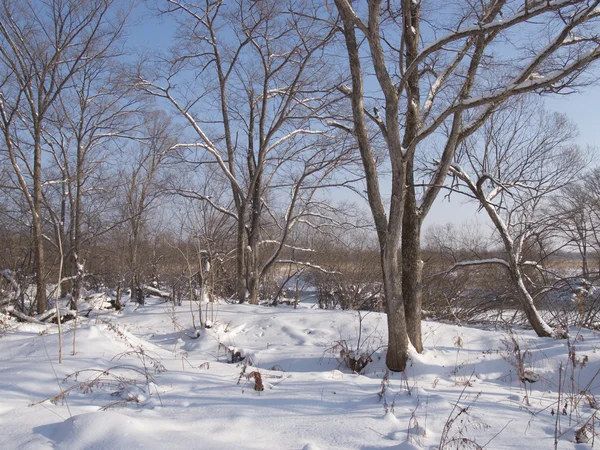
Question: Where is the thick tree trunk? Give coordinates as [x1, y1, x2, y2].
[381, 245, 409, 372]
[399, 0, 423, 353]
[246, 234, 261, 305]
[335, 0, 413, 371]
[71, 254, 84, 308]
[402, 189, 423, 352]
[247, 274, 260, 305]
[246, 165, 262, 305]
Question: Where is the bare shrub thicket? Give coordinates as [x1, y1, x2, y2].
[423, 264, 519, 325]
[541, 278, 600, 330]
[422, 223, 521, 324]
[310, 246, 383, 311]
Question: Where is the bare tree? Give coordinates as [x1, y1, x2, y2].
[549, 168, 600, 279]
[0, 0, 130, 313]
[333, 0, 600, 370]
[548, 183, 594, 279]
[448, 100, 583, 336]
[42, 56, 139, 306]
[120, 110, 177, 298]
[138, 0, 355, 304]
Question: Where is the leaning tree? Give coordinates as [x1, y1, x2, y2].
[449, 99, 583, 337]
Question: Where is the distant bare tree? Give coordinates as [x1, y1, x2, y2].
[120, 111, 177, 297]
[43, 56, 139, 306]
[549, 168, 600, 280]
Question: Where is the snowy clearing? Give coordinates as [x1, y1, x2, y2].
[1, 297, 599, 450]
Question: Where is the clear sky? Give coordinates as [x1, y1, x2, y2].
[127, 4, 600, 233]
[546, 85, 600, 150]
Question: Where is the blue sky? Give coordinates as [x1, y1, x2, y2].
[127, 4, 600, 231]
[546, 86, 600, 150]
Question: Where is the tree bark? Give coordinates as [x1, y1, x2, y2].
[381, 244, 410, 371]
[33, 132, 47, 313]
[246, 173, 262, 305]
[335, 0, 412, 371]
[399, 0, 423, 353]
[511, 266, 553, 337]
[402, 181, 424, 352]
[236, 215, 247, 303]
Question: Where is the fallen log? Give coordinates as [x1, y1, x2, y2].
[6, 307, 46, 325]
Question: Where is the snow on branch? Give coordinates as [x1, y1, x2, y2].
[408, 0, 597, 83]
[273, 260, 341, 274]
[266, 130, 327, 153]
[1, 269, 19, 299]
[258, 240, 316, 253]
[326, 120, 354, 135]
[428, 258, 510, 279]
[136, 78, 244, 197]
[173, 188, 238, 220]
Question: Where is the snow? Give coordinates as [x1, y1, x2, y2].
[1, 296, 599, 449]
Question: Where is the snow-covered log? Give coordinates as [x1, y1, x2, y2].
[144, 285, 172, 300]
[5, 307, 46, 325]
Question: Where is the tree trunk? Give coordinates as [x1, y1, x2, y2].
[581, 244, 589, 280]
[246, 164, 263, 305]
[71, 143, 85, 307]
[33, 215, 46, 314]
[71, 253, 84, 310]
[399, 0, 423, 353]
[511, 263, 553, 337]
[402, 188, 424, 352]
[246, 233, 261, 305]
[33, 133, 46, 313]
[236, 213, 247, 303]
[247, 274, 260, 305]
[129, 231, 139, 296]
[381, 245, 410, 372]
[60, 253, 73, 299]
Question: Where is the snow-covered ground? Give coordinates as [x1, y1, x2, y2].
[1, 296, 599, 449]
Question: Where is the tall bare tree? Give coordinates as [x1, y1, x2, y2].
[333, 0, 600, 370]
[43, 57, 138, 308]
[138, 0, 355, 304]
[549, 168, 600, 280]
[0, 0, 130, 313]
